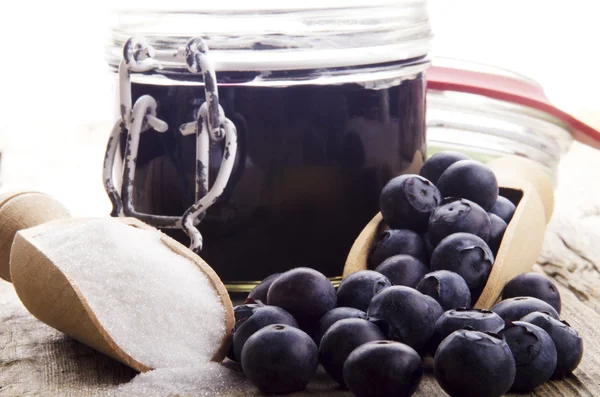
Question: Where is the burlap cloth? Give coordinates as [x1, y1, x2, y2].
[2, 143, 600, 396]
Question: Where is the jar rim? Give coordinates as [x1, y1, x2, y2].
[107, 1, 432, 72]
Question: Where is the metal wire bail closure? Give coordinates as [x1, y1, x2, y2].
[103, 36, 238, 254]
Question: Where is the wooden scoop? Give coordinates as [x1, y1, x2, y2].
[0, 192, 234, 372]
[0, 191, 71, 282]
[344, 156, 554, 310]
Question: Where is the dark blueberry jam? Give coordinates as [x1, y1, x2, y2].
[126, 72, 426, 285]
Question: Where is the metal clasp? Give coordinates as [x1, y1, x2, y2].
[103, 36, 238, 254]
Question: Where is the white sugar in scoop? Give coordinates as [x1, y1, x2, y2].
[9, 216, 234, 371]
[35, 219, 225, 368]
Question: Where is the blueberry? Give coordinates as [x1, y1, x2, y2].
[436, 308, 505, 335]
[416, 271, 471, 311]
[499, 321, 557, 392]
[367, 286, 443, 351]
[422, 232, 435, 258]
[491, 296, 559, 322]
[380, 174, 441, 232]
[437, 160, 499, 211]
[233, 305, 298, 362]
[267, 267, 337, 333]
[369, 229, 428, 268]
[434, 329, 515, 397]
[430, 233, 494, 302]
[241, 324, 318, 394]
[429, 308, 505, 354]
[487, 213, 507, 255]
[428, 198, 491, 246]
[313, 307, 368, 346]
[520, 312, 583, 378]
[375, 255, 428, 288]
[502, 272, 561, 314]
[233, 301, 265, 324]
[489, 195, 516, 223]
[247, 273, 281, 303]
[337, 270, 392, 312]
[420, 151, 472, 185]
[228, 302, 266, 362]
[344, 341, 423, 397]
[319, 318, 385, 385]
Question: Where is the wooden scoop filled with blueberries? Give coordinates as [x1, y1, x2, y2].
[345, 151, 554, 310]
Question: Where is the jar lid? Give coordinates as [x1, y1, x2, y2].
[107, 0, 431, 73]
[426, 59, 600, 150]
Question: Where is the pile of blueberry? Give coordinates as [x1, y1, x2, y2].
[373, 151, 514, 305]
[230, 268, 584, 397]
[227, 152, 584, 397]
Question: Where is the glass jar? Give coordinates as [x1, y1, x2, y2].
[425, 59, 581, 185]
[105, 1, 432, 291]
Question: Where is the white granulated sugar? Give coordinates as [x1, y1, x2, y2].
[34, 218, 226, 369]
[111, 363, 344, 397]
[115, 363, 252, 397]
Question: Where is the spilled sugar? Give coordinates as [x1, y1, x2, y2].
[113, 363, 252, 397]
[111, 363, 342, 397]
[35, 218, 226, 369]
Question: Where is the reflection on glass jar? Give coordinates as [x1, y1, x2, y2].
[426, 59, 574, 185]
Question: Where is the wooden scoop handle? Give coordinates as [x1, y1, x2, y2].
[0, 191, 70, 282]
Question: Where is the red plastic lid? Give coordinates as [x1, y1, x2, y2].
[426, 65, 600, 149]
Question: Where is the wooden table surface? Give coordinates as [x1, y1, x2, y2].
[2, 139, 600, 396]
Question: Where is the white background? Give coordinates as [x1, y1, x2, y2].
[0, 0, 597, 122]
